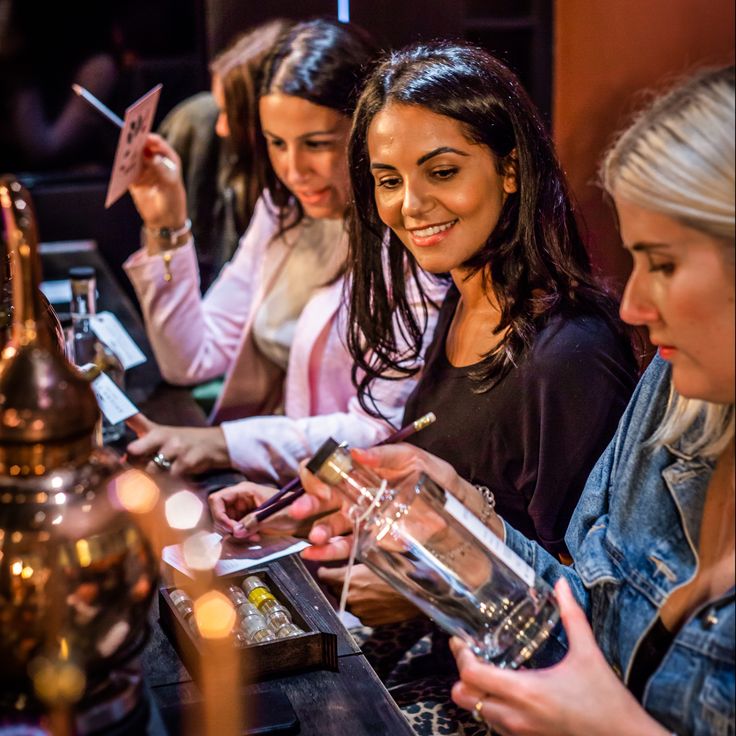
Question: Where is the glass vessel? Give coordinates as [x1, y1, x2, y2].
[0, 177, 158, 731]
[67, 265, 126, 443]
[307, 439, 559, 668]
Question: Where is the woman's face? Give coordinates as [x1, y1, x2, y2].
[211, 75, 229, 139]
[367, 103, 516, 274]
[259, 93, 351, 219]
[617, 195, 735, 403]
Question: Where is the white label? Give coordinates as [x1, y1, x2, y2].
[444, 494, 536, 587]
[89, 311, 146, 369]
[40, 278, 72, 305]
[87, 369, 139, 425]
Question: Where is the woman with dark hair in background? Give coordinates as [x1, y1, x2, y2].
[316, 43, 638, 643]
[122, 20, 444, 509]
[159, 19, 292, 291]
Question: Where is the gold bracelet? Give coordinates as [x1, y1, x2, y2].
[141, 219, 192, 282]
[143, 218, 192, 246]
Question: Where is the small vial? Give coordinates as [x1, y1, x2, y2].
[238, 601, 276, 644]
[263, 603, 292, 633]
[233, 629, 250, 648]
[170, 589, 199, 637]
[275, 623, 304, 639]
[241, 575, 271, 597]
[225, 584, 248, 607]
[242, 577, 281, 613]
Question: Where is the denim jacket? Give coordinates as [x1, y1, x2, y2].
[505, 355, 734, 736]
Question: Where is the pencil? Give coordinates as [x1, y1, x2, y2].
[235, 412, 437, 536]
[72, 84, 124, 128]
[72, 83, 177, 173]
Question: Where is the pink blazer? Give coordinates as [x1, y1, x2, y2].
[125, 196, 447, 482]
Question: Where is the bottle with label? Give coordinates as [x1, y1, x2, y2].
[306, 438, 560, 669]
[68, 266, 126, 443]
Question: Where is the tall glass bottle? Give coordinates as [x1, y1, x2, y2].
[306, 438, 560, 669]
[68, 265, 126, 443]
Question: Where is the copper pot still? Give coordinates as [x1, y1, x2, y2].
[0, 177, 158, 725]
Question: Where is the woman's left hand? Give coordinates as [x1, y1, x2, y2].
[451, 578, 669, 736]
[317, 563, 421, 626]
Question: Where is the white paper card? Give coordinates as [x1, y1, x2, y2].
[90, 312, 146, 369]
[86, 368, 139, 425]
[444, 494, 536, 587]
[105, 84, 162, 208]
[40, 279, 72, 305]
[162, 536, 310, 578]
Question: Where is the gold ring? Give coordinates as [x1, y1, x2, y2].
[472, 699, 484, 723]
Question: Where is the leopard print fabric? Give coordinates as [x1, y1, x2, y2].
[350, 622, 490, 736]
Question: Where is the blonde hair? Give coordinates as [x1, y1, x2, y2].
[602, 66, 735, 457]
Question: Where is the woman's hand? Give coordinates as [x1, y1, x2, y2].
[317, 563, 421, 626]
[126, 414, 230, 476]
[128, 133, 187, 238]
[292, 442, 501, 563]
[208, 481, 305, 539]
[451, 578, 669, 736]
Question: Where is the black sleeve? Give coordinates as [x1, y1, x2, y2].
[513, 317, 636, 556]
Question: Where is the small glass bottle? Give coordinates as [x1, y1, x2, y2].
[306, 438, 560, 669]
[68, 266, 126, 443]
[241, 577, 304, 636]
[237, 602, 276, 644]
[170, 589, 199, 637]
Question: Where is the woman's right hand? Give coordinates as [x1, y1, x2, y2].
[128, 133, 187, 238]
[208, 481, 305, 540]
[292, 443, 500, 562]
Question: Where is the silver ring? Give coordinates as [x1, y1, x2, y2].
[152, 452, 172, 471]
[472, 699, 485, 723]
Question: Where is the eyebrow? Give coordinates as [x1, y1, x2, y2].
[630, 242, 672, 252]
[371, 146, 470, 171]
[262, 127, 340, 139]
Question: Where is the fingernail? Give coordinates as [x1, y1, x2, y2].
[143, 146, 153, 158]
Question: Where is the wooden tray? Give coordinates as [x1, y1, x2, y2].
[158, 564, 339, 684]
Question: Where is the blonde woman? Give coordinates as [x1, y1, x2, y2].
[296, 66, 735, 735]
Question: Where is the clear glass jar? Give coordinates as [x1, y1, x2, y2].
[307, 439, 559, 669]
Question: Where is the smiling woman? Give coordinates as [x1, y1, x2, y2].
[119, 20, 448, 495]
[308, 41, 639, 734]
[346, 42, 638, 557]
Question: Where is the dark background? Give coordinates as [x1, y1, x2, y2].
[0, 0, 552, 296]
[0, 0, 732, 304]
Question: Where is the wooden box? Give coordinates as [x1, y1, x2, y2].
[158, 563, 339, 684]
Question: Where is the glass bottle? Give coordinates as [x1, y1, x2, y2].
[306, 438, 560, 669]
[68, 265, 126, 443]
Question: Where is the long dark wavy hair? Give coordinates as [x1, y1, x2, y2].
[209, 18, 293, 240]
[258, 18, 376, 231]
[347, 42, 633, 414]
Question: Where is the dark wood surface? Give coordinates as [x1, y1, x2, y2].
[40, 242, 413, 736]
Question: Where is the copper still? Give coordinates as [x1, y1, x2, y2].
[0, 177, 158, 730]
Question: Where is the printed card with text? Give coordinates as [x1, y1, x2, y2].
[82, 367, 139, 425]
[89, 311, 147, 370]
[104, 84, 162, 209]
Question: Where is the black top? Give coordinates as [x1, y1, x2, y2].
[627, 617, 674, 702]
[403, 286, 637, 557]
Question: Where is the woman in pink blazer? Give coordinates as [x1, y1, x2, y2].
[123, 19, 444, 484]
